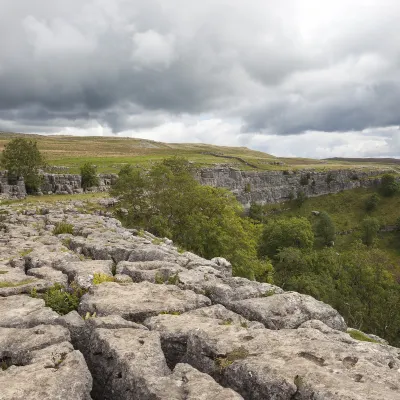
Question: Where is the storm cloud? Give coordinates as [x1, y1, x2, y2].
[0, 0, 400, 157]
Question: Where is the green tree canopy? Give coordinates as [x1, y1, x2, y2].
[379, 174, 399, 197]
[111, 157, 272, 281]
[80, 163, 99, 190]
[360, 217, 380, 247]
[258, 217, 314, 259]
[0, 138, 45, 193]
[315, 211, 336, 246]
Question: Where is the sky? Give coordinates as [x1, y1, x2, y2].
[0, 0, 400, 158]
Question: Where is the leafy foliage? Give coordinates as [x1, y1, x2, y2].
[1, 138, 45, 193]
[365, 193, 380, 212]
[40, 283, 83, 315]
[315, 211, 335, 246]
[258, 217, 314, 259]
[80, 162, 99, 190]
[360, 217, 380, 247]
[379, 174, 399, 197]
[112, 157, 271, 281]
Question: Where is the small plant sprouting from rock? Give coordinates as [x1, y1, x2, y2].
[215, 346, 250, 371]
[240, 322, 248, 328]
[167, 273, 179, 285]
[220, 318, 233, 326]
[152, 238, 163, 245]
[37, 283, 85, 315]
[53, 222, 74, 235]
[92, 273, 115, 285]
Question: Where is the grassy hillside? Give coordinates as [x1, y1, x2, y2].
[1, 131, 397, 174]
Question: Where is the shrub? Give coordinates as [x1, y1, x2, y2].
[315, 211, 335, 246]
[379, 174, 399, 197]
[300, 175, 309, 186]
[41, 283, 82, 315]
[361, 217, 380, 246]
[244, 183, 251, 193]
[326, 173, 335, 185]
[295, 190, 307, 208]
[365, 193, 380, 212]
[80, 163, 99, 190]
[0, 138, 45, 193]
[53, 222, 74, 235]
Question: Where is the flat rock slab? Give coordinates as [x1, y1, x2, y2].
[145, 305, 263, 367]
[0, 295, 59, 328]
[27, 266, 68, 286]
[0, 325, 92, 400]
[183, 324, 400, 400]
[79, 281, 211, 322]
[56, 260, 114, 288]
[229, 291, 347, 331]
[86, 327, 242, 400]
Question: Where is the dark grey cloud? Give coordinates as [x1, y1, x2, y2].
[0, 0, 400, 157]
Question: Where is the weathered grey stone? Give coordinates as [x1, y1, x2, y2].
[145, 305, 263, 368]
[0, 325, 92, 400]
[27, 266, 68, 286]
[184, 324, 400, 400]
[0, 295, 59, 327]
[116, 260, 184, 283]
[79, 281, 211, 322]
[54, 260, 114, 288]
[229, 291, 347, 331]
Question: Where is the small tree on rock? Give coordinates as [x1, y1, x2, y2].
[0, 138, 45, 193]
[379, 174, 399, 197]
[80, 163, 99, 190]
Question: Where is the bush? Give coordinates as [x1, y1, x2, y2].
[1, 138, 45, 193]
[361, 217, 380, 246]
[300, 175, 309, 186]
[80, 163, 99, 190]
[40, 283, 82, 315]
[248, 203, 265, 223]
[295, 190, 307, 207]
[379, 174, 399, 197]
[259, 217, 314, 259]
[365, 193, 380, 212]
[315, 211, 335, 246]
[53, 222, 74, 235]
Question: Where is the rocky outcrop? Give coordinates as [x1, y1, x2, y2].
[195, 167, 386, 207]
[40, 173, 118, 195]
[0, 171, 26, 199]
[0, 200, 399, 399]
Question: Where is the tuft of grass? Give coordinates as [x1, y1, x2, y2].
[0, 271, 8, 275]
[0, 279, 35, 288]
[152, 238, 163, 245]
[347, 329, 379, 343]
[159, 311, 181, 316]
[215, 346, 250, 371]
[19, 248, 33, 257]
[53, 222, 74, 235]
[92, 273, 115, 285]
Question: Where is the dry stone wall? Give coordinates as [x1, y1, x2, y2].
[0, 200, 399, 399]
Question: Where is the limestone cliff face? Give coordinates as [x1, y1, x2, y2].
[40, 173, 118, 195]
[0, 171, 26, 199]
[196, 167, 383, 207]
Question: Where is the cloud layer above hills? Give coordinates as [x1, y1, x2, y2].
[0, 0, 399, 157]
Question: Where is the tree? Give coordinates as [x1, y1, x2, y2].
[111, 157, 271, 281]
[315, 211, 335, 246]
[258, 217, 314, 259]
[360, 217, 380, 246]
[365, 193, 380, 212]
[379, 174, 399, 197]
[248, 202, 265, 223]
[0, 138, 44, 193]
[80, 163, 99, 190]
[295, 190, 307, 208]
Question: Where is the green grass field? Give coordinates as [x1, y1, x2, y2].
[2, 131, 398, 174]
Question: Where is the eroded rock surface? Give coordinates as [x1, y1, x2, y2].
[0, 200, 398, 400]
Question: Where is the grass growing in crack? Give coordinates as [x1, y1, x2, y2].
[159, 311, 181, 316]
[53, 222, 74, 235]
[19, 248, 33, 257]
[92, 273, 115, 285]
[347, 329, 379, 343]
[0, 279, 35, 288]
[215, 346, 250, 371]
